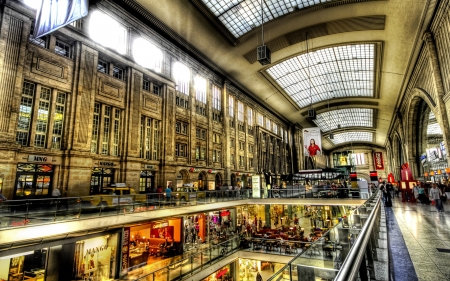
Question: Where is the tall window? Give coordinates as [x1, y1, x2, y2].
[174, 62, 190, 95]
[266, 118, 271, 130]
[91, 103, 100, 153]
[353, 153, 366, 165]
[257, 113, 263, 126]
[16, 82, 67, 149]
[89, 10, 127, 54]
[102, 106, 111, 155]
[132, 38, 163, 73]
[212, 85, 221, 110]
[273, 123, 278, 135]
[140, 116, 160, 160]
[112, 109, 121, 156]
[195, 76, 206, 103]
[229, 96, 235, 117]
[239, 156, 245, 167]
[91, 103, 121, 156]
[237, 101, 244, 122]
[34, 87, 51, 147]
[213, 150, 221, 162]
[247, 107, 253, 126]
[51, 92, 66, 149]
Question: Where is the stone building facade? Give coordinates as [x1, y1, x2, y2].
[386, 0, 450, 182]
[0, 0, 298, 199]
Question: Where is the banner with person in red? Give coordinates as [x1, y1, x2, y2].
[373, 152, 384, 170]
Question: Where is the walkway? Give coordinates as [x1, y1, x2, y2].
[387, 196, 450, 281]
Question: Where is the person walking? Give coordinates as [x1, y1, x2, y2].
[429, 183, 444, 212]
[0, 191, 7, 202]
[52, 187, 61, 198]
[165, 185, 172, 203]
[445, 183, 450, 204]
[412, 183, 419, 202]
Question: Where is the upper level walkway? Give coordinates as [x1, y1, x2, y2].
[0, 189, 365, 252]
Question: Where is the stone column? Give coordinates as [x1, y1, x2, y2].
[223, 82, 231, 185]
[423, 31, 450, 165]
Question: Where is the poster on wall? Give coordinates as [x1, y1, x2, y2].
[252, 175, 260, 198]
[303, 128, 322, 157]
[373, 152, 384, 170]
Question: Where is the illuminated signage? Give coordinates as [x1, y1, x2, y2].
[99, 162, 114, 167]
[122, 228, 130, 273]
[373, 152, 384, 170]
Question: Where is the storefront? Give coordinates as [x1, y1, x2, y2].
[122, 218, 182, 276]
[201, 264, 233, 281]
[139, 168, 155, 193]
[72, 234, 119, 280]
[14, 154, 57, 199]
[0, 249, 47, 281]
[238, 258, 285, 281]
[90, 162, 116, 194]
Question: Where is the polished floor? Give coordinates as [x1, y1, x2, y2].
[388, 195, 450, 281]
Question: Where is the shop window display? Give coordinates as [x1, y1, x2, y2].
[0, 249, 47, 281]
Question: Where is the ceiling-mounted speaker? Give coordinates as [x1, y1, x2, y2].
[257, 45, 271, 65]
[329, 133, 334, 139]
[307, 109, 316, 119]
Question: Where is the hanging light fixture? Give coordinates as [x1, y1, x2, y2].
[257, 0, 271, 65]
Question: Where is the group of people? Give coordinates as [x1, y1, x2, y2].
[380, 181, 449, 213]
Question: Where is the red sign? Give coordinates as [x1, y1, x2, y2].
[220, 211, 230, 216]
[216, 268, 229, 278]
[373, 152, 384, 170]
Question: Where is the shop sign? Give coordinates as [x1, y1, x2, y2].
[207, 169, 217, 174]
[28, 155, 52, 163]
[85, 245, 109, 256]
[99, 161, 115, 167]
[122, 227, 130, 273]
[216, 268, 229, 278]
[373, 152, 384, 170]
[189, 168, 200, 173]
[144, 165, 156, 170]
[220, 210, 230, 216]
[252, 175, 260, 197]
[153, 222, 169, 229]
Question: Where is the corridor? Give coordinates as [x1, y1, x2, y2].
[387, 197, 450, 281]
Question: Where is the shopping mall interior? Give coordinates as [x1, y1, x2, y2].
[1, 0, 450, 280]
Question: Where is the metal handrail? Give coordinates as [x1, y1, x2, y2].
[334, 194, 381, 281]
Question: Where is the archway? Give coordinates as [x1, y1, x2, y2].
[215, 173, 222, 189]
[176, 169, 190, 189]
[198, 171, 207, 191]
[230, 174, 236, 188]
[407, 95, 445, 181]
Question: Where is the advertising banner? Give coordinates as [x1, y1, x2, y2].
[373, 152, 384, 170]
[303, 128, 322, 157]
[251, 175, 260, 198]
[34, 0, 89, 38]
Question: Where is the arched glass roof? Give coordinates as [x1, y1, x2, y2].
[199, 0, 338, 38]
[313, 108, 373, 132]
[266, 43, 375, 108]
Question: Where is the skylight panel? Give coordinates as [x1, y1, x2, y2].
[200, 0, 337, 38]
[329, 131, 373, 145]
[313, 108, 373, 132]
[266, 44, 375, 108]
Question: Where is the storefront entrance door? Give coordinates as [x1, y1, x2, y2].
[14, 164, 54, 199]
[90, 168, 114, 194]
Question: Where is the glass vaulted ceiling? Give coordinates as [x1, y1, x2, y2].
[267, 43, 375, 108]
[200, 0, 336, 38]
[329, 131, 373, 145]
[313, 108, 373, 132]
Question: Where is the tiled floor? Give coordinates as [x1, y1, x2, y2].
[388, 196, 450, 281]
